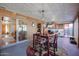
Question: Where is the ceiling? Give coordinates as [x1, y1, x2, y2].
[0, 3, 79, 24]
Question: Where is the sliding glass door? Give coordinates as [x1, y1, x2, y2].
[64, 23, 73, 37]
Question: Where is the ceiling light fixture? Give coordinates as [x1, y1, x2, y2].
[39, 4, 46, 21]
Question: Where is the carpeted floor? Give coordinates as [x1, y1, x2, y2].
[58, 37, 79, 56]
[27, 37, 79, 56]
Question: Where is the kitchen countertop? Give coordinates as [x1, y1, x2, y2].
[0, 40, 29, 50]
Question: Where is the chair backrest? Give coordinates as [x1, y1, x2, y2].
[54, 34, 58, 43]
[33, 34, 40, 48]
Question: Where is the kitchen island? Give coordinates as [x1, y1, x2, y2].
[0, 40, 30, 56]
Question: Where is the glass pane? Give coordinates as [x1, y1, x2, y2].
[64, 23, 73, 37]
[18, 20, 27, 41]
[69, 23, 73, 36]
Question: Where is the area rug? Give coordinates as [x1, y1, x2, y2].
[55, 48, 68, 56]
